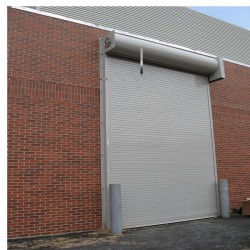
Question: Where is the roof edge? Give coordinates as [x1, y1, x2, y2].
[11, 6, 250, 68]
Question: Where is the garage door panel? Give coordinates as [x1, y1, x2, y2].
[105, 55, 218, 228]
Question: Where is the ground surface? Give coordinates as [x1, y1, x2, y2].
[8, 215, 250, 250]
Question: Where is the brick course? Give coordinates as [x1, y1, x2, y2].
[8, 7, 107, 238]
[210, 62, 250, 209]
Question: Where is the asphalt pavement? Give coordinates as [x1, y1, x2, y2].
[8, 214, 250, 250]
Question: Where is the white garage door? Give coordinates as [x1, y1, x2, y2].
[105, 55, 218, 228]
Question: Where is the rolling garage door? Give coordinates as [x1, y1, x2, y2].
[101, 32, 224, 228]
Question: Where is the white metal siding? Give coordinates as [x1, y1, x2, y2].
[39, 6, 250, 65]
[105, 55, 217, 228]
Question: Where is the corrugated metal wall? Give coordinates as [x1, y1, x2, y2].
[39, 6, 250, 65]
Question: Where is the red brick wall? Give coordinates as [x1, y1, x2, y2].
[210, 62, 250, 209]
[8, 8, 107, 238]
[8, 7, 250, 240]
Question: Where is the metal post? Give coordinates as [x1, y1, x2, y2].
[219, 179, 230, 218]
[110, 184, 122, 234]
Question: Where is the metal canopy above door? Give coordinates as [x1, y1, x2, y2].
[103, 32, 225, 82]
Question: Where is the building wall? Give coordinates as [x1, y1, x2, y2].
[8, 8, 107, 238]
[8, 7, 250, 239]
[39, 6, 250, 65]
[210, 62, 250, 209]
